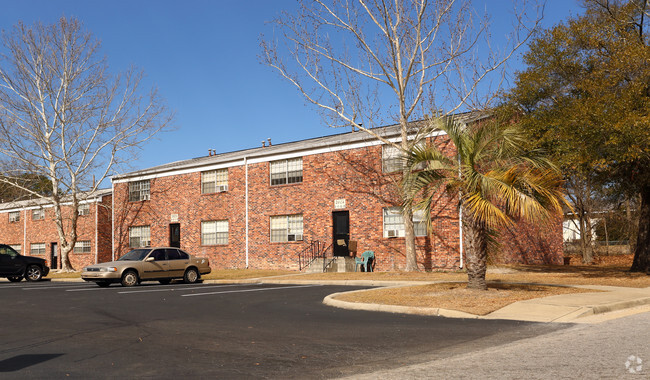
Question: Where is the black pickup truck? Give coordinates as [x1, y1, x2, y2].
[0, 244, 50, 282]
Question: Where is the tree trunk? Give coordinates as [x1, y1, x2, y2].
[464, 216, 488, 290]
[580, 214, 594, 264]
[626, 198, 634, 255]
[403, 207, 418, 271]
[630, 184, 650, 273]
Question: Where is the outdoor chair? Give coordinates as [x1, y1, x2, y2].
[355, 250, 375, 272]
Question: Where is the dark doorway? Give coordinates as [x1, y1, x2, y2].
[50, 243, 58, 269]
[332, 211, 350, 257]
[169, 224, 181, 248]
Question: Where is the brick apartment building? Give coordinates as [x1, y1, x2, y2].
[111, 117, 563, 271]
[0, 189, 113, 270]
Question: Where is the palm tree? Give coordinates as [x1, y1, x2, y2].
[405, 116, 567, 290]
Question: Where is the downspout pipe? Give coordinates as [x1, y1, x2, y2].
[245, 156, 249, 268]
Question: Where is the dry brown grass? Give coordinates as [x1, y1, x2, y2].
[201, 269, 295, 280]
[280, 254, 650, 288]
[334, 282, 599, 315]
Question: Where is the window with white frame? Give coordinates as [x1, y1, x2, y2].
[129, 226, 151, 248]
[32, 209, 44, 220]
[73, 240, 92, 254]
[78, 204, 90, 216]
[413, 209, 428, 237]
[201, 169, 228, 194]
[270, 158, 303, 185]
[31, 243, 46, 255]
[382, 145, 404, 173]
[8, 211, 20, 222]
[201, 220, 229, 245]
[383, 207, 428, 238]
[9, 244, 21, 254]
[270, 214, 303, 242]
[382, 142, 425, 173]
[129, 180, 150, 202]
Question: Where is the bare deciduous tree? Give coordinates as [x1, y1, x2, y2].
[0, 17, 173, 271]
[262, 0, 542, 271]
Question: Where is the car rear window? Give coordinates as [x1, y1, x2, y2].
[165, 249, 181, 260]
[177, 250, 189, 260]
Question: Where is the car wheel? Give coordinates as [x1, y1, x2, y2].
[183, 268, 199, 284]
[120, 270, 139, 287]
[25, 265, 43, 282]
[158, 279, 171, 285]
[8, 276, 22, 282]
[96, 281, 111, 288]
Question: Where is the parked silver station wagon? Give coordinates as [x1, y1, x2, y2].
[81, 247, 211, 287]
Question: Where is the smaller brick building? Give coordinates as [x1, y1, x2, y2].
[0, 189, 112, 270]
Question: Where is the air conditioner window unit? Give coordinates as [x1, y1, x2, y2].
[217, 185, 228, 192]
[387, 230, 397, 238]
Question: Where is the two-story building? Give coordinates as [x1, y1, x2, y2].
[0, 189, 113, 270]
[111, 116, 563, 271]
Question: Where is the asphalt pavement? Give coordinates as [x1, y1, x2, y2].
[0, 281, 567, 379]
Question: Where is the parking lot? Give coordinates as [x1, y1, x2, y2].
[0, 281, 568, 379]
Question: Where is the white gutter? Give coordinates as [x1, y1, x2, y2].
[23, 209, 27, 253]
[459, 205, 464, 269]
[245, 156, 249, 268]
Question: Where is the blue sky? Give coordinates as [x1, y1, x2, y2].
[0, 0, 584, 178]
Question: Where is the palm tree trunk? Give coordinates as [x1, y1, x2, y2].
[464, 216, 489, 290]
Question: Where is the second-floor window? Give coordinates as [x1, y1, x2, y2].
[201, 169, 228, 193]
[78, 204, 90, 216]
[9, 211, 20, 222]
[129, 180, 150, 202]
[32, 209, 45, 221]
[270, 157, 303, 185]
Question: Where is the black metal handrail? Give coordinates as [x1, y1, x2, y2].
[298, 240, 333, 272]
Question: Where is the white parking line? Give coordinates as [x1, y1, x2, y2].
[117, 283, 258, 294]
[181, 284, 322, 297]
[66, 287, 120, 292]
[21, 284, 91, 290]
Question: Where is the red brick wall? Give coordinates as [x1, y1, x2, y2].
[112, 135, 563, 271]
[0, 195, 112, 271]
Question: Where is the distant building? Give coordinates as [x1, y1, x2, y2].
[0, 189, 112, 269]
[111, 115, 563, 271]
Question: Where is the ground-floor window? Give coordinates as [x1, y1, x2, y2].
[201, 220, 229, 245]
[129, 226, 151, 248]
[383, 207, 428, 238]
[31, 243, 46, 255]
[9, 244, 21, 254]
[73, 240, 92, 254]
[270, 214, 303, 242]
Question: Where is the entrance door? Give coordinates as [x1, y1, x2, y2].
[332, 211, 350, 257]
[51, 243, 58, 269]
[169, 224, 181, 248]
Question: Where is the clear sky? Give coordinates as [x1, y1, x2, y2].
[0, 0, 584, 179]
